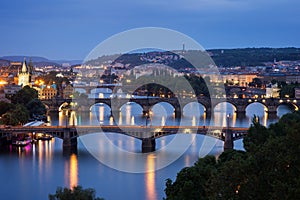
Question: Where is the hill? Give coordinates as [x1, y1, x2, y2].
[208, 47, 300, 67]
[86, 47, 300, 68]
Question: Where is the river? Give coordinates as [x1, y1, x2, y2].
[0, 99, 292, 200]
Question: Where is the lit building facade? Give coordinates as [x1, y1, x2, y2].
[39, 86, 57, 100]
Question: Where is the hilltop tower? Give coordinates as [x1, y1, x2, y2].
[18, 58, 30, 87]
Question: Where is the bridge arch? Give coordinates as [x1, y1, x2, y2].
[59, 102, 71, 112]
[213, 102, 237, 114]
[183, 102, 206, 117]
[245, 102, 268, 116]
[277, 102, 299, 112]
[74, 88, 86, 94]
[90, 102, 111, 112]
[151, 101, 176, 117]
[119, 102, 143, 116]
[43, 103, 50, 110]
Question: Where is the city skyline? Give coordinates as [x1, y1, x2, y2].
[0, 0, 299, 60]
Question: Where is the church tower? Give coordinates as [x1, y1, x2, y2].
[18, 58, 30, 87]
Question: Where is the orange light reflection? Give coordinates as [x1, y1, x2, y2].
[145, 154, 157, 200]
[69, 154, 78, 188]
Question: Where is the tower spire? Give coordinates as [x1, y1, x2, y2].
[21, 58, 27, 73]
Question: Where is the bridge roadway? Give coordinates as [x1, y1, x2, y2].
[0, 125, 248, 152]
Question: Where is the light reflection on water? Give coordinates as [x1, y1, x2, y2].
[69, 154, 78, 188]
[145, 154, 157, 200]
[0, 100, 293, 200]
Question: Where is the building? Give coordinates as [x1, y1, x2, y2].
[4, 84, 22, 99]
[266, 83, 280, 98]
[210, 73, 258, 86]
[62, 84, 74, 99]
[39, 86, 57, 100]
[295, 88, 300, 99]
[18, 59, 30, 87]
[286, 74, 300, 84]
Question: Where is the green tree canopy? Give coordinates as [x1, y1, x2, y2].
[11, 85, 38, 105]
[165, 112, 300, 200]
[1, 104, 29, 125]
[49, 185, 104, 200]
[0, 101, 15, 116]
[26, 98, 47, 117]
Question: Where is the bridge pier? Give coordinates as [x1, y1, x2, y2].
[142, 138, 156, 153]
[78, 105, 90, 112]
[266, 104, 277, 118]
[174, 107, 182, 118]
[142, 105, 151, 116]
[267, 112, 278, 119]
[204, 107, 213, 118]
[110, 109, 121, 119]
[224, 129, 233, 151]
[63, 128, 77, 153]
[142, 110, 149, 116]
[236, 111, 246, 118]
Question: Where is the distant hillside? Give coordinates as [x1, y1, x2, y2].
[53, 59, 82, 65]
[2, 47, 300, 68]
[208, 47, 300, 67]
[0, 59, 10, 67]
[1, 56, 49, 62]
[86, 47, 300, 69]
[0, 56, 82, 67]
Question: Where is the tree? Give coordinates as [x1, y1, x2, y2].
[11, 85, 38, 105]
[207, 150, 251, 200]
[49, 185, 104, 200]
[249, 78, 263, 88]
[0, 101, 14, 116]
[12, 104, 29, 125]
[243, 115, 271, 152]
[165, 112, 300, 200]
[279, 84, 298, 98]
[0, 104, 29, 125]
[26, 98, 47, 117]
[164, 156, 217, 200]
[1, 112, 19, 126]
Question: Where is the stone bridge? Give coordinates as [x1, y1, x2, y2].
[42, 96, 300, 118]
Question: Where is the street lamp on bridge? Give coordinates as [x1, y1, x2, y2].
[226, 113, 231, 130]
[224, 113, 233, 150]
[145, 112, 151, 127]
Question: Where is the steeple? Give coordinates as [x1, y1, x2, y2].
[21, 58, 27, 73]
[18, 57, 30, 87]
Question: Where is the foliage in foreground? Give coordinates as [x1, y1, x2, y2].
[0, 86, 46, 125]
[49, 185, 104, 200]
[165, 112, 300, 200]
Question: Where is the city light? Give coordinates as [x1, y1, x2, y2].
[0, 80, 7, 85]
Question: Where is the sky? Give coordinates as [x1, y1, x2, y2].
[0, 0, 299, 60]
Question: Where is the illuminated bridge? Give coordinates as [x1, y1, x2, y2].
[42, 96, 300, 118]
[0, 125, 248, 153]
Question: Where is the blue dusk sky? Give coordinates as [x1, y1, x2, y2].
[0, 0, 299, 60]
